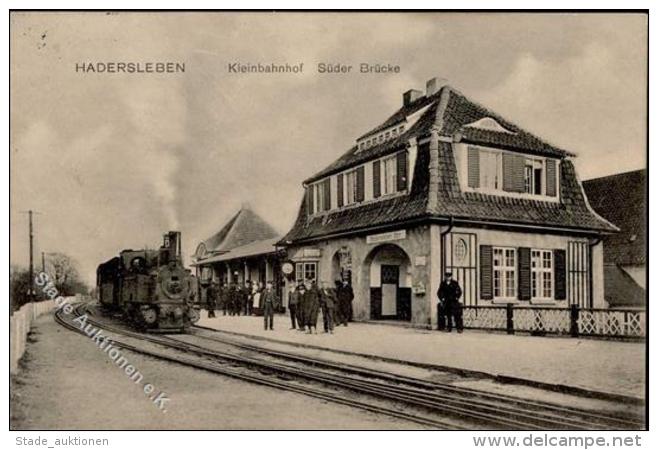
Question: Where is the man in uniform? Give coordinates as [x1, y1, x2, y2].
[336, 279, 354, 326]
[206, 280, 218, 318]
[319, 281, 337, 334]
[261, 281, 279, 330]
[437, 271, 463, 333]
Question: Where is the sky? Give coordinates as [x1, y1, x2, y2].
[10, 12, 647, 285]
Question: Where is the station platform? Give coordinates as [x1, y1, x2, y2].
[197, 313, 645, 400]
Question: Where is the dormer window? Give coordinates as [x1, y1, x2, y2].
[459, 144, 559, 201]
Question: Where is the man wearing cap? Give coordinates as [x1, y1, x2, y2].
[437, 271, 463, 333]
[261, 281, 279, 330]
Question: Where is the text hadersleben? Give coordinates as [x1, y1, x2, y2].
[75, 62, 185, 73]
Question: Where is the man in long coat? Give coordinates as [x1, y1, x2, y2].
[336, 279, 354, 326]
[295, 283, 307, 331]
[319, 281, 337, 334]
[261, 281, 279, 330]
[303, 279, 320, 334]
[437, 271, 463, 333]
[206, 280, 218, 318]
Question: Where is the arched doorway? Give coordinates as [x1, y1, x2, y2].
[331, 246, 353, 285]
[363, 244, 412, 321]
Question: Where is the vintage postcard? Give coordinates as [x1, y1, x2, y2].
[8, 9, 648, 440]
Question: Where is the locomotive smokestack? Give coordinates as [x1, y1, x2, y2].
[163, 231, 182, 263]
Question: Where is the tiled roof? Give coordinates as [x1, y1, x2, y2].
[199, 206, 279, 255]
[194, 236, 281, 265]
[604, 264, 645, 308]
[305, 101, 439, 184]
[282, 85, 617, 244]
[283, 145, 431, 243]
[583, 169, 646, 266]
[357, 92, 440, 140]
[440, 89, 573, 158]
[305, 86, 572, 185]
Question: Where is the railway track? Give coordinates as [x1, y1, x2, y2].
[55, 305, 459, 429]
[57, 304, 645, 430]
[186, 326, 644, 430]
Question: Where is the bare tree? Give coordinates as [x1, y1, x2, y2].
[45, 252, 88, 296]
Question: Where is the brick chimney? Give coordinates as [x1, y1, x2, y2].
[403, 89, 424, 107]
[426, 77, 448, 97]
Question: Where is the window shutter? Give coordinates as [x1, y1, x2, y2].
[356, 166, 365, 202]
[518, 247, 531, 300]
[396, 151, 408, 192]
[546, 159, 557, 197]
[554, 249, 567, 300]
[467, 146, 480, 188]
[373, 160, 381, 198]
[337, 173, 344, 207]
[480, 245, 493, 300]
[306, 186, 314, 215]
[323, 178, 331, 211]
[503, 153, 525, 192]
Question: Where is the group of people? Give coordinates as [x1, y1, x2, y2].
[287, 279, 354, 334]
[204, 271, 463, 334]
[204, 277, 354, 334]
[205, 280, 273, 319]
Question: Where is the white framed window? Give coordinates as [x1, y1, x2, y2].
[524, 158, 544, 195]
[493, 247, 516, 300]
[295, 262, 317, 285]
[531, 250, 553, 299]
[345, 169, 357, 205]
[382, 154, 397, 195]
[313, 182, 327, 213]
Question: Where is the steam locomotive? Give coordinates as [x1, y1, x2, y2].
[96, 231, 200, 332]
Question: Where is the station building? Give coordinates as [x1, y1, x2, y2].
[193, 205, 284, 300]
[279, 78, 618, 327]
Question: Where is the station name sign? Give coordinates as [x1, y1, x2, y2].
[366, 230, 407, 245]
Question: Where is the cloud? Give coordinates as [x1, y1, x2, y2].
[476, 41, 646, 179]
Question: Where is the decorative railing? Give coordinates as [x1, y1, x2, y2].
[460, 305, 645, 339]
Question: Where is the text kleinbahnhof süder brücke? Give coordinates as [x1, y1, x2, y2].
[227, 62, 400, 74]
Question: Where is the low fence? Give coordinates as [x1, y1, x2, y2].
[462, 305, 646, 339]
[10, 299, 60, 374]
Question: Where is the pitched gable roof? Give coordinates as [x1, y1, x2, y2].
[282, 84, 617, 244]
[305, 85, 572, 185]
[199, 206, 279, 256]
[583, 169, 646, 265]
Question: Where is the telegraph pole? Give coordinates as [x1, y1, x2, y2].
[28, 210, 34, 301]
[42, 251, 46, 273]
[20, 210, 41, 302]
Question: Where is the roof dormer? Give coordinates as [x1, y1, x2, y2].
[464, 117, 516, 134]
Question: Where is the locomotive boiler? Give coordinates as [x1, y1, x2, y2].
[96, 231, 200, 332]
